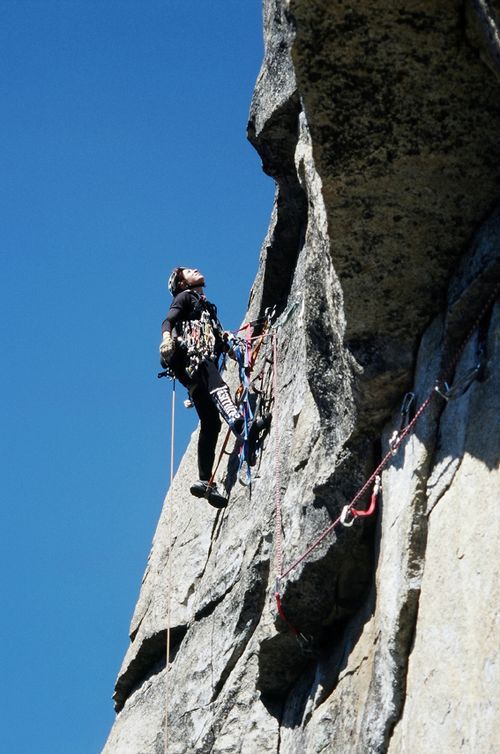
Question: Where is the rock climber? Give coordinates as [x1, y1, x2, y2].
[159, 267, 243, 509]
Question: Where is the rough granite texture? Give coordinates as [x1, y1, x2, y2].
[103, 2, 500, 752]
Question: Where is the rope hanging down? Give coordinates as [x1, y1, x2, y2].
[273, 285, 498, 638]
[164, 379, 176, 754]
[272, 331, 283, 579]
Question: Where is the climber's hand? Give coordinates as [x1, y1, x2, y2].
[224, 332, 239, 360]
[159, 332, 175, 367]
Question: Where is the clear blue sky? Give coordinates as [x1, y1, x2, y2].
[0, 3, 273, 752]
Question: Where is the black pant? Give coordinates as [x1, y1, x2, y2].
[185, 359, 225, 481]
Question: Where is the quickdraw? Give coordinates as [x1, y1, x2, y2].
[273, 285, 498, 643]
[389, 392, 415, 454]
[340, 475, 381, 527]
[434, 359, 485, 400]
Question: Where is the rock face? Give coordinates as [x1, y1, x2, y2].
[103, 2, 500, 752]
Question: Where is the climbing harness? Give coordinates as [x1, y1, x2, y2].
[159, 291, 225, 381]
[273, 285, 498, 644]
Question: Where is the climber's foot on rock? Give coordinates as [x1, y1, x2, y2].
[190, 480, 228, 509]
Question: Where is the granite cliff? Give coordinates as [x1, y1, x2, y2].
[103, 2, 500, 752]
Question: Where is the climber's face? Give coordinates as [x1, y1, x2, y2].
[182, 268, 205, 288]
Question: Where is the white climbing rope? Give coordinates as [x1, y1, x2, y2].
[164, 379, 176, 754]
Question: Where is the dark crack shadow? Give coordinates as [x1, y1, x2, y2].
[113, 624, 187, 713]
[211, 553, 270, 703]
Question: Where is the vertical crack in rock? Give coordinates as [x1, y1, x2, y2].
[247, 4, 309, 321]
[357, 317, 444, 753]
[211, 550, 270, 703]
[247, 105, 308, 321]
[381, 500, 430, 751]
[197, 509, 226, 586]
[257, 509, 378, 702]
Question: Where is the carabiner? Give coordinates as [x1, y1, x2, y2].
[340, 505, 356, 527]
[296, 632, 318, 659]
[434, 362, 483, 401]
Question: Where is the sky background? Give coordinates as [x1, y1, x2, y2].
[0, 3, 273, 752]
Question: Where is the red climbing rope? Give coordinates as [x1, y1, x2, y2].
[275, 284, 498, 612]
[272, 330, 307, 638]
[275, 590, 300, 636]
[272, 331, 284, 581]
[278, 389, 434, 580]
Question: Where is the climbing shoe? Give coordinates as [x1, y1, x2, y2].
[189, 480, 228, 509]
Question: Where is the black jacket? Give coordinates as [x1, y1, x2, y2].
[161, 289, 224, 383]
[161, 289, 216, 336]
